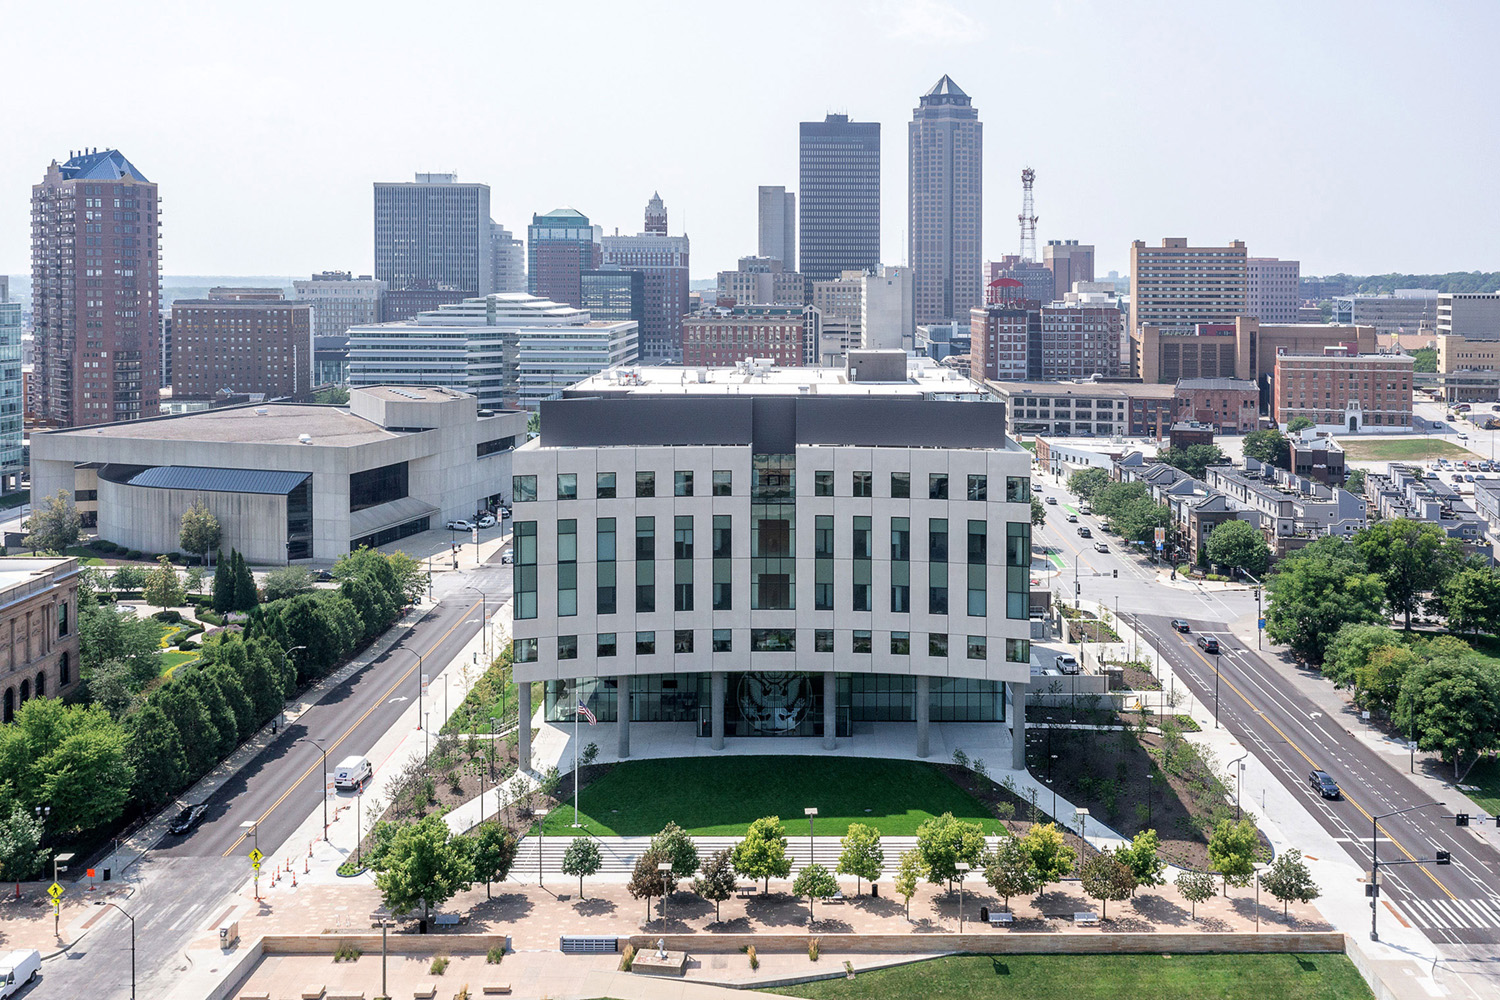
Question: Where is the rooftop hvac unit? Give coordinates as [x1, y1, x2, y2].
[298, 434, 312, 444]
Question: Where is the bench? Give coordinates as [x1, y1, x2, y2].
[1073, 911, 1099, 926]
[413, 986, 437, 1000]
[432, 913, 465, 927]
[481, 987, 512, 996]
[326, 994, 365, 1000]
[987, 911, 1014, 926]
[238, 993, 270, 1000]
[827, 891, 846, 904]
[301, 990, 326, 1000]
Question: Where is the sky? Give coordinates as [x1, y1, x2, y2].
[3, 0, 1497, 282]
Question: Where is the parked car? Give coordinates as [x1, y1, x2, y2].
[499, 507, 512, 519]
[1308, 769, 1341, 799]
[1054, 653, 1079, 674]
[1065, 513, 1078, 522]
[1079, 504, 1093, 514]
[1045, 496, 1058, 505]
[1094, 542, 1109, 553]
[500, 551, 514, 564]
[1197, 635, 1221, 654]
[475, 513, 497, 528]
[1170, 619, 1191, 633]
[169, 803, 208, 835]
[446, 519, 476, 531]
[0, 950, 40, 998]
[1077, 526, 1092, 538]
[313, 569, 334, 582]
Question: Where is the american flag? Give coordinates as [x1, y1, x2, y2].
[576, 699, 596, 726]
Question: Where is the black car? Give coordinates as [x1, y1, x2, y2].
[314, 569, 334, 582]
[1308, 769, 1341, 799]
[1170, 619, 1191, 633]
[169, 803, 208, 834]
[1077, 526, 1092, 538]
[1197, 635, 1220, 654]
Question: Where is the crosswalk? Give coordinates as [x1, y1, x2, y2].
[1401, 895, 1500, 930]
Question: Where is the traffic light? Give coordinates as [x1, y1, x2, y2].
[1364, 884, 1378, 897]
[1253, 588, 1260, 600]
[1456, 813, 1470, 827]
[1436, 851, 1452, 865]
[1113, 569, 1118, 578]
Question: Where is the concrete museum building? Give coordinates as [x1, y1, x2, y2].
[31, 386, 527, 563]
[508, 353, 1034, 769]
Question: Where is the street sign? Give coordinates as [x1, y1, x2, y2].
[47, 882, 63, 899]
[248, 848, 264, 865]
[1258, 618, 1266, 629]
[1154, 528, 1165, 545]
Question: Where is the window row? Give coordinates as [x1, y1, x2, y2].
[512, 469, 1032, 503]
[514, 630, 1030, 662]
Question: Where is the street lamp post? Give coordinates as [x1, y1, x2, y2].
[1075, 808, 1090, 856]
[1049, 753, 1058, 820]
[536, 808, 549, 888]
[1074, 551, 1082, 609]
[804, 807, 818, 865]
[658, 861, 674, 926]
[239, 821, 260, 899]
[1213, 651, 1221, 729]
[465, 587, 489, 663]
[50, 851, 73, 938]
[956, 862, 970, 932]
[1370, 801, 1443, 941]
[1229, 753, 1248, 820]
[93, 901, 136, 999]
[374, 907, 391, 1000]
[298, 737, 330, 840]
[284, 645, 307, 727]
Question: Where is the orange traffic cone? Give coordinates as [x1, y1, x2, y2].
[292, 873, 297, 888]
[304, 857, 310, 874]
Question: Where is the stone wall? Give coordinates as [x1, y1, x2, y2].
[624, 930, 1346, 955]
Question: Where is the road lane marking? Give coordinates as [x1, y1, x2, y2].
[219, 599, 482, 857]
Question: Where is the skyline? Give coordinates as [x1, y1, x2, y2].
[4, 0, 1499, 281]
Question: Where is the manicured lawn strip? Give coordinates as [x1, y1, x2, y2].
[765, 953, 1372, 1000]
[159, 651, 199, 678]
[1458, 757, 1500, 816]
[1338, 438, 1473, 461]
[534, 756, 1001, 837]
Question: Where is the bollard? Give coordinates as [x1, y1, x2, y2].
[304, 857, 310, 874]
[292, 873, 297, 888]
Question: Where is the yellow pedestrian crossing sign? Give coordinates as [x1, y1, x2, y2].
[47, 882, 63, 899]
[248, 848, 264, 865]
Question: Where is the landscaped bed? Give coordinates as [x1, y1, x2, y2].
[1338, 438, 1474, 462]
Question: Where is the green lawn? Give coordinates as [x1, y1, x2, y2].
[1458, 757, 1500, 816]
[766, 953, 1372, 1000]
[1338, 438, 1474, 462]
[159, 651, 200, 678]
[534, 756, 1000, 837]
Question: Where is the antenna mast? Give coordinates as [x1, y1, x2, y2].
[1018, 167, 1038, 262]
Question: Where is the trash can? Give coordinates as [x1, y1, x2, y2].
[871, 883, 878, 897]
[980, 905, 989, 923]
[102, 868, 111, 882]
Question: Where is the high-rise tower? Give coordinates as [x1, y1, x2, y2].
[909, 75, 983, 325]
[799, 114, 880, 282]
[601, 195, 690, 361]
[758, 186, 796, 270]
[373, 173, 494, 298]
[32, 149, 161, 427]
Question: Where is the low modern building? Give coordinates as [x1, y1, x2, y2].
[1272, 349, 1414, 431]
[31, 386, 526, 564]
[1173, 377, 1260, 433]
[1331, 290, 1438, 336]
[0, 557, 82, 722]
[987, 381, 1179, 439]
[506, 353, 1032, 768]
[1204, 458, 1366, 556]
[1131, 319, 1377, 385]
[1289, 434, 1346, 486]
[1367, 465, 1490, 559]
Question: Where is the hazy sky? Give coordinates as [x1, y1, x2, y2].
[4, 0, 1497, 281]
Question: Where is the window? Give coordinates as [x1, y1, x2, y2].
[713, 470, 732, 496]
[515, 637, 538, 662]
[597, 633, 617, 657]
[674, 471, 694, 497]
[929, 633, 949, 657]
[853, 630, 872, 653]
[890, 631, 910, 655]
[674, 629, 695, 653]
[852, 516, 872, 611]
[635, 516, 655, 612]
[712, 629, 733, 652]
[636, 471, 655, 497]
[929, 474, 949, 500]
[1006, 476, 1029, 503]
[815, 629, 835, 652]
[596, 471, 616, 499]
[1006, 523, 1029, 619]
[929, 518, 948, 615]
[674, 515, 693, 611]
[968, 475, 987, 501]
[597, 518, 616, 615]
[891, 516, 910, 612]
[512, 475, 537, 503]
[349, 461, 409, 511]
[1006, 637, 1031, 662]
[815, 514, 834, 610]
[557, 519, 578, 616]
[514, 521, 537, 619]
[713, 514, 733, 610]
[558, 634, 578, 660]
[635, 631, 656, 655]
[815, 470, 834, 496]
[751, 628, 796, 652]
[557, 473, 577, 500]
[891, 472, 910, 498]
[58, 602, 69, 637]
[968, 635, 987, 660]
[853, 471, 873, 497]
[967, 520, 987, 617]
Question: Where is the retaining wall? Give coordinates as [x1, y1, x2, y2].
[624, 931, 1346, 955]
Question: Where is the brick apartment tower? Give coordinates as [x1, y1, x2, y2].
[32, 149, 160, 427]
[909, 75, 982, 325]
[601, 195, 690, 362]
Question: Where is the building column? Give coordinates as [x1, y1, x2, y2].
[1008, 680, 1027, 771]
[822, 670, 837, 751]
[617, 675, 631, 759]
[915, 675, 930, 758]
[711, 671, 726, 751]
[517, 681, 532, 773]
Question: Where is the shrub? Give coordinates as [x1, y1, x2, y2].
[430, 955, 450, 975]
[808, 937, 821, 961]
[177, 640, 199, 652]
[154, 609, 183, 624]
[486, 944, 506, 964]
[748, 945, 759, 971]
[126, 550, 143, 560]
[620, 944, 636, 972]
[333, 942, 361, 962]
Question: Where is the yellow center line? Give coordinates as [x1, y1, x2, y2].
[1185, 641, 1456, 900]
[220, 599, 483, 857]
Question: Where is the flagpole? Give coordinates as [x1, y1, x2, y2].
[573, 689, 581, 827]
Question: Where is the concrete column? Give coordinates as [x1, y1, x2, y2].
[822, 670, 837, 750]
[617, 675, 631, 758]
[915, 674, 930, 758]
[1008, 680, 1027, 771]
[517, 681, 532, 773]
[711, 671, 726, 751]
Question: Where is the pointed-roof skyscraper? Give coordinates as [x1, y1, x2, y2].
[909, 75, 983, 325]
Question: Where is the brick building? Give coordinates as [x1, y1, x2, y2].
[1173, 377, 1260, 433]
[171, 289, 313, 400]
[986, 381, 1179, 438]
[1273, 349, 1414, 431]
[681, 305, 816, 368]
[1, 558, 82, 722]
[528, 208, 602, 309]
[1131, 319, 1377, 384]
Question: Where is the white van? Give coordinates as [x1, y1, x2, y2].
[0, 949, 40, 998]
[333, 755, 372, 790]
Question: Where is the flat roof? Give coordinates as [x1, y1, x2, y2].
[569, 360, 983, 398]
[987, 380, 1177, 398]
[354, 386, 467, 402]
[39, 403, 400, 447]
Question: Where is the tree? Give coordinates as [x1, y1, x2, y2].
[178, 500, 221, 565]
[792, 863, 839, 925]
[1436, 567, 1500, 635]
[1265, 536, 1385, 664]
[894, 849, 923, 920]
[373, 815, 473, 922]
[836, 823, 884, 895]
[982, 836, 1041, 913]
[0, 700, 134, 835]
[1176, 869, 1216, 918]
[561, 837, 602, 900]
[1207, 818, 1259, 895]
[1079, 851, 1136, 919]
[693, 848, 738, 922]
[211, 550, 234, 613]
[1031, 495, 1047, 527]
[1068, 468, 1110, 502]
[154, 682, 219, 780]
[1017, 822, 1077, 889]
[1243, 430, 1291, 469]
[1394, 655, 1500, 771]
[126, 702, 189, 810]
[1204, 520, 1270, 577]
[110, 563, 147, 595]
[262, 565, 314, 601]
[143, 556, 185, 613]
[1356, 519, 1464, 629]
[1286, 416, 1315, 434]
[1260, 848, 1319, 918]
[1157, 444, 1228, 480]
[1345, 468, 1366, 494]
[387, 550, 427, 604]
[732, 816, 791, 893]
[466, 821, 518, 899]
[78, 599, 162, 681]
[0, 805, 48, 886]
[1410, 347, 1437, 373]
[24, 490, 80, 553]
[232, 550, 260, 612]
[1355, 646, 1421, 716]
[1321, 623, 1404, 688]
[914, 813, 986, 887]
[1091, 482, 1149, 520]
[651, 821, 700, 880]
[1113, 829, 1167, 895]
[627, 847, 671, 924]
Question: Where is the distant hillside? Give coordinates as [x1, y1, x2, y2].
[1303, 272, 1500, 297]
[5, 274, 299, 308]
